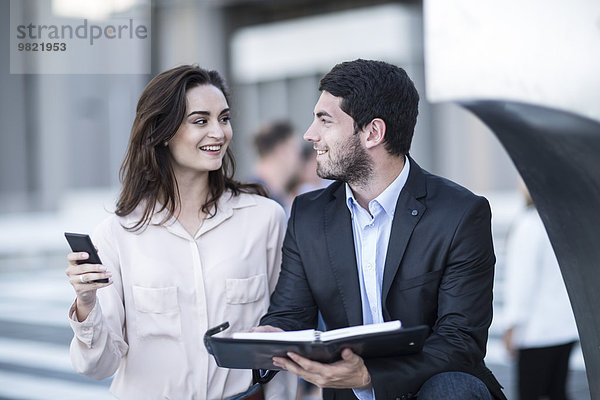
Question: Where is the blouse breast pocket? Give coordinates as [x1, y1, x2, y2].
[225, 274, 267, 305]
[131, 285, 181, 339]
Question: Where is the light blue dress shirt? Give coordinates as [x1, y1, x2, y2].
[345, 157, 410, 400]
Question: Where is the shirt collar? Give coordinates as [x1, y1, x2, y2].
[345, 156, 410, 218]
[125, 190, 258, 239]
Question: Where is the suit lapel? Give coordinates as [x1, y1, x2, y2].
[324, 183, 363, 327]
[382, 158, 427, 303]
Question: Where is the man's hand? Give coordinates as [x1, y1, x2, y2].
[272, 348, 371, 389]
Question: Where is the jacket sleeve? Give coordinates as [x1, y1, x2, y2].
[260, 198, 319, 331]
[366, 197, 496, 399]
[262, 202, 299, 400]
[68, 218, 129, 380]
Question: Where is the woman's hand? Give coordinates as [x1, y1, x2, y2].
[250, 325, 284, 333]
[65, 251, 112, 322]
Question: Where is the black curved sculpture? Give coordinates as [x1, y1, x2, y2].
[462, 100, 600, 398]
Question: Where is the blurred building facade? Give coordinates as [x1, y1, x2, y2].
[1, 0, 518, 217]
[1, 2, 590, 398]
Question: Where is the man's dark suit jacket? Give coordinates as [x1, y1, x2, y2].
[260, 157, 506, 400]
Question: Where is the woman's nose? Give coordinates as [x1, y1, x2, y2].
[208, 122, 225, 139]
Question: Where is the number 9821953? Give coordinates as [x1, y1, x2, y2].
[18, 42, 67, 51]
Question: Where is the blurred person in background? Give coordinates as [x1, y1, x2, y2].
[503, 182, 579, 400]
[251, 120, 303, 214]
[253, 124, 320, 400]
[64, 65, 296, 400]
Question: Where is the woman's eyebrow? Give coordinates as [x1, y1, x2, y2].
[187, 110, 210, 118]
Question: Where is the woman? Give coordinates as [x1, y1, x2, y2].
[65, 65, 296, 399]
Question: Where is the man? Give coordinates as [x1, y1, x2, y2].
[251, 120, 303, 214]
[257, 59, 506, 400]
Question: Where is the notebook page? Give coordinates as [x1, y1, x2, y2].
[320, 320, 402, 341]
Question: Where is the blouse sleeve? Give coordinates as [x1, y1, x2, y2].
[266, 202, 287, 295]
[68, 217, 129, 380]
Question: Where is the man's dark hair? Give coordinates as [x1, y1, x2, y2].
[253, 121, 296, 158]
[319, 59, 419, 156]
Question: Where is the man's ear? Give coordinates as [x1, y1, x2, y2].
[364, 118, 386, 149]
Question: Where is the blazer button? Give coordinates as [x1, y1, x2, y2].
[411, 209, 418, 216]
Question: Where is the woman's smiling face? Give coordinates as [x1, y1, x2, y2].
[167, 84, 232, 178]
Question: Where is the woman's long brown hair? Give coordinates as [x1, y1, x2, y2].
[115, 65, 266, 231]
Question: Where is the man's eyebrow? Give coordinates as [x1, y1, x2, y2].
[315, 111, 332, 118]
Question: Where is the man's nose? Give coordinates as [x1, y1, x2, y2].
[303, 122, 318, 142]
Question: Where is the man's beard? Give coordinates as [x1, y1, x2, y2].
[316, 132, 373, 187]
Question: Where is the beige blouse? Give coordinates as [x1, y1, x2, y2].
[68, 192, 297, 399]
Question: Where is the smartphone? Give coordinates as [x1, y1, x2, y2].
[64, 232, 109, 283]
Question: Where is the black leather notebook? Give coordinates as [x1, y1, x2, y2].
[204, 321, 429, 370]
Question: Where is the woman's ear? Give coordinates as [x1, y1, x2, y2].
[364, 118, 386, 149]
